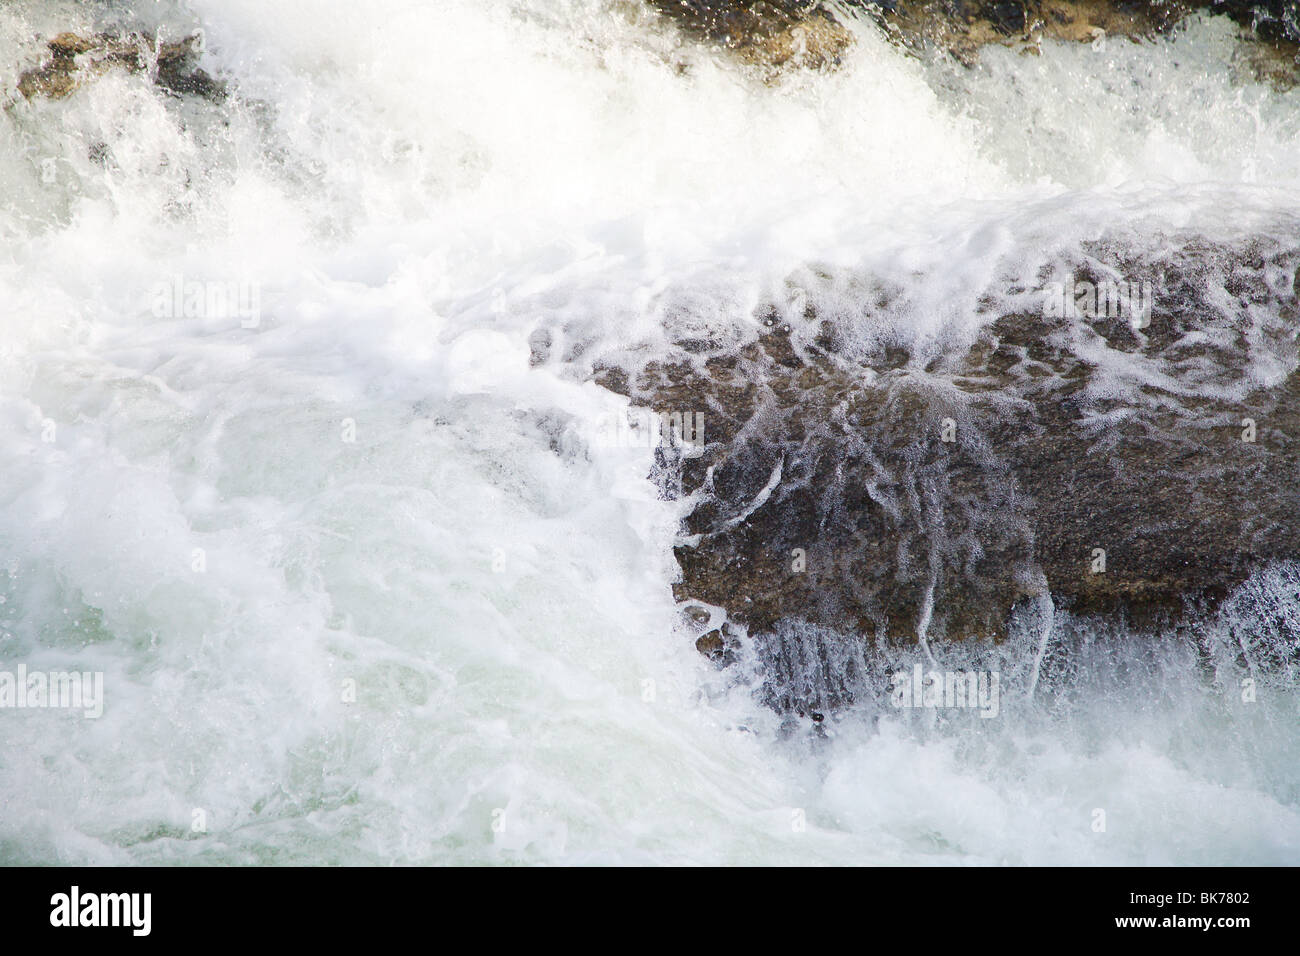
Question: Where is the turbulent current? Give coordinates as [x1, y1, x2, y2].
[0, 0, 1298, 864]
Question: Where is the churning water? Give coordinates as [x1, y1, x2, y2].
[0, 0, 1297, 864]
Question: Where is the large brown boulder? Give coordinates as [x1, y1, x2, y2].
[592, 237, 1300, 708]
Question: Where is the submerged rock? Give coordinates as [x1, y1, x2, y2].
[16, 32, 224, 102]
[594, 238, 1300, 705]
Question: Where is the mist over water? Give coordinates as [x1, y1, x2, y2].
[0, 0, 1297, 864]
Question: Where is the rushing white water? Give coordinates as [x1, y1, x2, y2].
[0, 0, 1297, 864]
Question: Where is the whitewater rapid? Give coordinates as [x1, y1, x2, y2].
[0, 0, 1297, 864]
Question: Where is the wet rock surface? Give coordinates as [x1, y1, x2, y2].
[643, 0, 856, 70]
[645, 0, 1300, 82]
[594, 238, 1300, 694]
[872, 0, 1300, 85]
[16, 32, 224, 102]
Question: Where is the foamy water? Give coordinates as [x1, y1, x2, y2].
[0, 0, 1297, 864]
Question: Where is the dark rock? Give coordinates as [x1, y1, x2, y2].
[1211, 0, 1300, 43]
[982, 0, 1028, 35]
[644, 1, 1300, 84]
[643, 0, 856, 71]
[696, 630, 727, 659]
[17, 32, 225, 103]
[596, 237, 1300, 702]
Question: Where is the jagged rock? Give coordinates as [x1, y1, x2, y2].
[595, 238, 1300, 686]
[869, 0, 1190, 62]
[869, 0, 1299, 84]
[17, 32, 224, 102]
[644, 0, 1300, 83]
[644, 0, 856, 71]
[1211, 0, 1300, 44]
